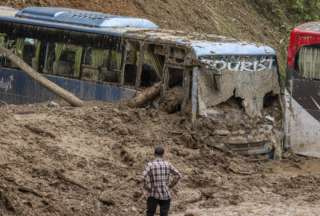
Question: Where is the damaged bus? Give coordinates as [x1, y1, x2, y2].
[286, 22, 320, 157]
[0, 7, 283, 156]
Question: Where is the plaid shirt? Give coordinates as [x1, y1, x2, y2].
[143, 158, 181, 200]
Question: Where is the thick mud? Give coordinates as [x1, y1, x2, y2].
[0, 102, 319, 216]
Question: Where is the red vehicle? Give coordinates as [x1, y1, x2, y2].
[287, 22, 320, 157]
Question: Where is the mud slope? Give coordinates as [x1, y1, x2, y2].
[0, 103, 320, 216]
[2, 0, 291, 71]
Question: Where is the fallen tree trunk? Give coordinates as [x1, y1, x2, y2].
[0, 47, 84, 107]
[127, 82, 161, 108]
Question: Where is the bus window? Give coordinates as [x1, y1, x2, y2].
[298, 46, 320, 80]
[98, 49, 121, 83]
[52, 43, 83, 78]
[109, 50, 122, 71]
[81, 47, 121, 83]
[0, 33, 5, 48]
[43, 42, 55, 74]
[0, 36, 17, 68]
[0, 33, 7, 66]
[124, 64, 137, 85]
[81, 47, 97, 81]
[123, 47, 137, 86]
[14, 38, 41, 70]
[168, 68, 184, 88]
[82, 47, 107, 81]
[103, 49, 122, 83]
[140, 52, 162, 87]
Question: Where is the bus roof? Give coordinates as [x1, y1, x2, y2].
[123, 29, 276, 57]
[189, 41, 275, 57]
[295, 22, 320, 33]
[16, 7, 159, 29]
[0, 6, 276, 57]
[0, 6, 17, 17]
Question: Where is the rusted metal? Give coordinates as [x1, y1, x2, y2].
[191, 67, 199, 125]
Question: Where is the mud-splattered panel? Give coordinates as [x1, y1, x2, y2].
[0, 67, 136, 104]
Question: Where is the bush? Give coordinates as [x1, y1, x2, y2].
[253, 0, 320, 23]
[285, 0, 320, 21]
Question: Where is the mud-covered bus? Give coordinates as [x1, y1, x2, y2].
[286, 22, 320, 157]
[0, 7, 283, 156]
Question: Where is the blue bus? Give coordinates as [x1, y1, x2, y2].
[0, 7, 282, 156]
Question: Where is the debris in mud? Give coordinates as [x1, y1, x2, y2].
[99, 192, 116, 206]
[159, 87, 185, 113]
[54, 170, 88, 190]
[24, 124, 56, 139]
[0, 190, 15, 213]
[193, 96, 283, 156]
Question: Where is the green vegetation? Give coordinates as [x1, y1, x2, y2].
[254, 0, 320, 24]
[286, 0, 320, 21]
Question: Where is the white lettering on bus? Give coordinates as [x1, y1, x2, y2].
[0, 75, 13, 92]
[208, 58, 275, 72]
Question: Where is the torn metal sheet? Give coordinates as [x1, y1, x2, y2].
[285, 91, 320, 157]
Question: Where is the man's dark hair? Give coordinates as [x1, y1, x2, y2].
[154, 146, 165, 157]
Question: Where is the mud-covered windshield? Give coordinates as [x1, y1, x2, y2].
[198, 55, 280, 117]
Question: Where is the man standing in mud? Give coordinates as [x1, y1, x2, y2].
[143, 146, 181, 216]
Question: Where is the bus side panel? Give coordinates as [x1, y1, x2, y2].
[292, 79, 320, 120]
[0, 67, 136, 104]
[285, 91, 320, 157]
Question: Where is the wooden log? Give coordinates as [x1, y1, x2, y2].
[55, 170, 88, 190]
[0, 47, 84, 107]
[24, 124, 56, 139]
[127, 82, 161, 108]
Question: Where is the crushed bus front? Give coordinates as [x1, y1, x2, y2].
[191, 42, 283, 156]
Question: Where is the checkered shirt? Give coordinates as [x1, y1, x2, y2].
[143, 158, 181, 200]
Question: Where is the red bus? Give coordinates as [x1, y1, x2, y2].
[287, 22, 320, 157]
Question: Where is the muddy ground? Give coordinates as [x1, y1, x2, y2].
[0, 102, 320, 216]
